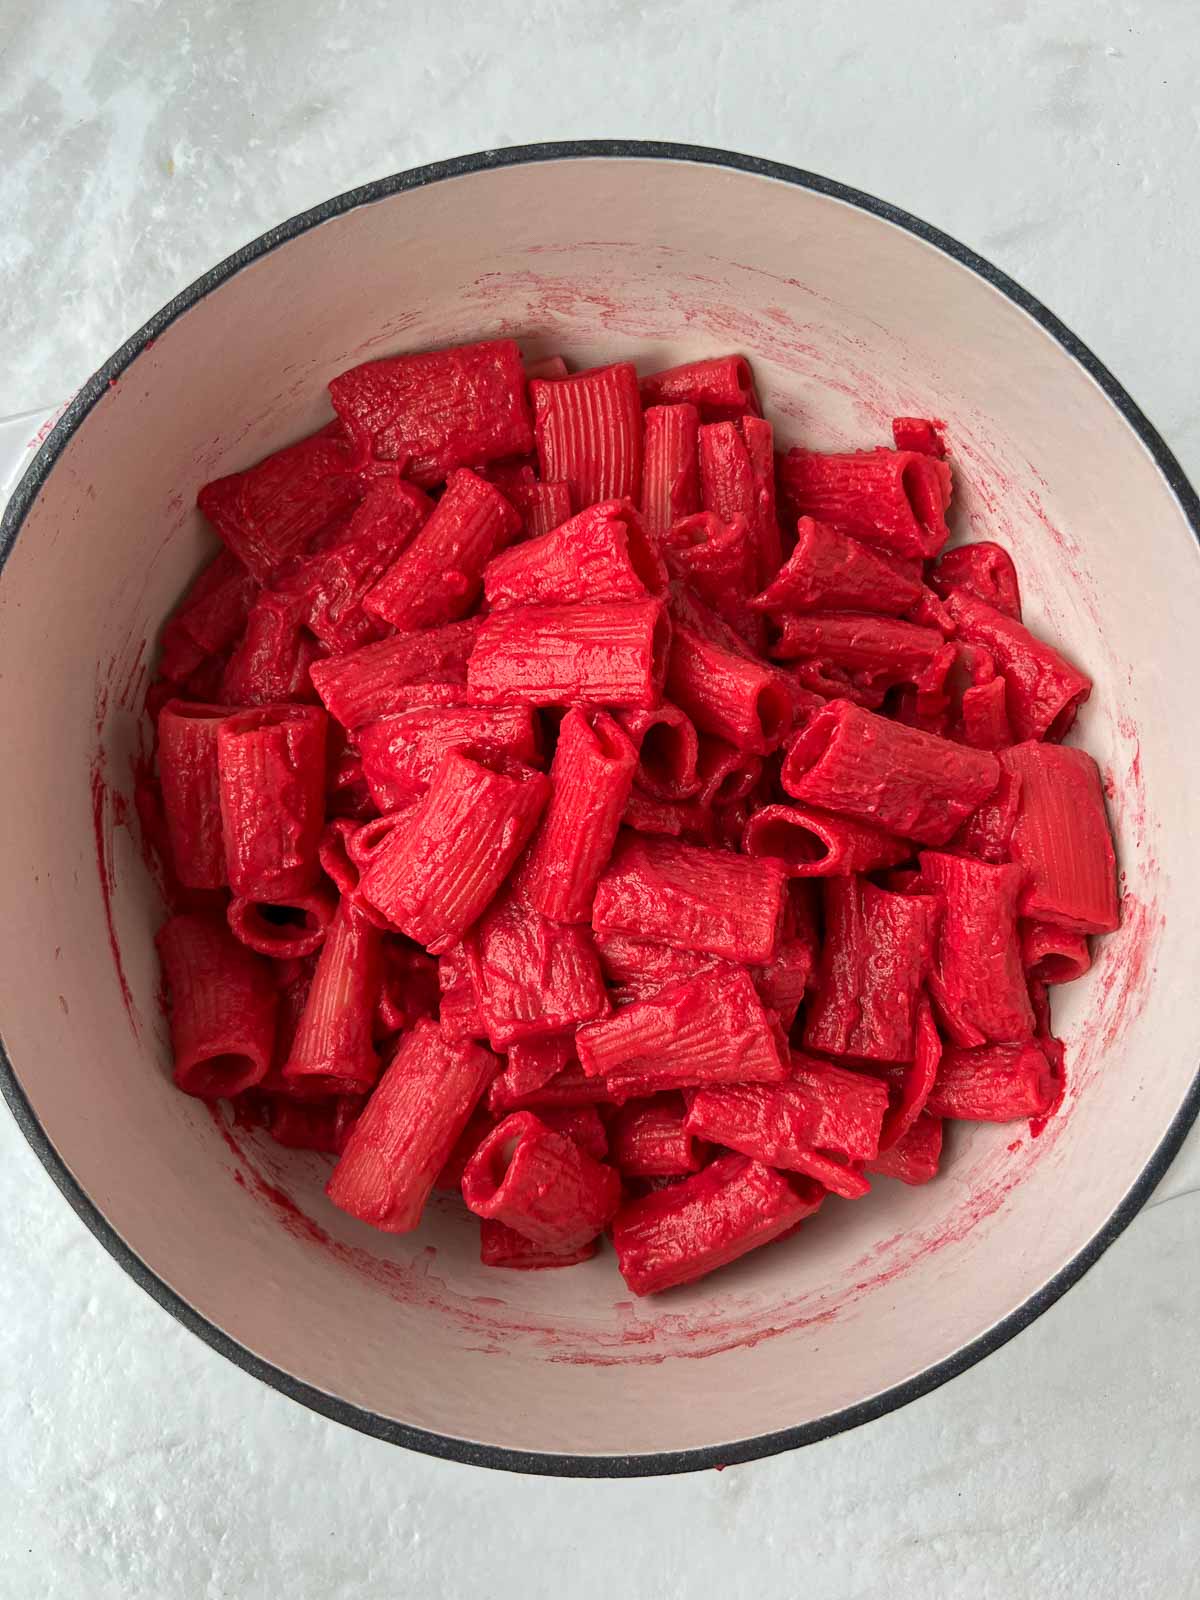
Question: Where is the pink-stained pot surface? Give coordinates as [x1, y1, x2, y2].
[0, 146, 1196, 1472]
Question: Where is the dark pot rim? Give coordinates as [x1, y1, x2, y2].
[2, 139, 1197, 1479]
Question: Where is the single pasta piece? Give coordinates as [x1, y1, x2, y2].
[617, 702, 702, 801]
[782, 699, 999, 846]
[364, 467, 521, 631]
[742, 803, 911, 878]
[487, 1059, 626, 1115]
[484, 499, 666, 610]
[591, 832, 787, 965]
[608, 1094, 706, 1177]
[216, 704, 328, 900]
[537, 1103, 609, 1162]
[753, 936, 814, 1029]
[532, 361, 644, 506]
[463, 885, 609, 1048]
[779, 446, 953, 560]
[920, 852, 1033, 1047]
[437, 941, 486, 1042]
[638, 355, 759, 419]
[949, 757, 1022, 863]
[479, 1220, 599, 1270]
[803, 876, 940, 1062]
[640, 403, 700, 538]
[752, 516, 924, 617]
[925, 1038, 1059, 1121]
[156, 913, 277, 1098]
[492, 1035, 576, 1101]
[667, 621, 794, 754]
[576, 964, 788, 1095]
[739, 416, 782, 582]
[487, 466, 572, 540]
[524, 353, 570, 380]
[866, 1112, 943, 1184]
[227, 882, 339, 959]
[461, 1111, 621, 1251]
[1002, 742, 1119, 933]
[357, 749, 549, 954]
[612, 1153, 822, 1296]
[929, 540, 1021, 620]
[518, 709, 638, 924]
[1021, 920, 1092, 984]
[769, 612, 945, 687]
[157, 700, 230, 889]
[356, 705, 541, 811]
[943, 591, 1090, 741]
[329, 338, 533, 483]
[283, 905, 383, 1096]
[326, 1018, 497, 1231]
[663, 512, 762, 649]
[197, 422, 361, 579]
[466, 597, 670, 710]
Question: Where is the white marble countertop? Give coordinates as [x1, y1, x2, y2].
[2, 2, 1199, 1595]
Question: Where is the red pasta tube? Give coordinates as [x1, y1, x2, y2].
[518, 709, 638, 924]
[282, 905, 383, 1096]
[770, 613, 946, 687]
[1003, 742, 1119, 933]
[536, 1103, 609, 1162]
[467, 597, 670, 710]
[780, 446, 953, 560]
[576, 964, 787, 1094]
[264, 1096, 344, 1153]
[621, 790, 712, 844]
[1021, 920, 1092, 984]
[220, 590, 321, 707]
[612, 1153, 822, 1296]
[463, 886, 609, 1048]
[356, 705, 541, 810]
[364, 468, 521, 631]
[699, 419, 754, 526]
[329, 338, 533, 484]
[217, 704, 328, 900]
[617, 702, 701, 800]
[608, 1094, 704, 1177]
[437, 941, 486, 1042]
[949, 757, 1022, 863]
[742, 803, 911, 877]
[639, 355, 759, 419]
[227, 880, 339, 959]
[156, 913, 276, 1099]
[804, 876, 940, 1062]
[663, 512, 762, 648]
[591, 832, 786, 964]
[461, 1111, 621, 1250]
[752, 516, 924, 617]
[485, 499, 666, 610]
[753, 937, 814, 1030]
[640, 403, 700, 537]
[158, 701, 230, 889]
[920, 852, 1033, 1047]
[891, 416, 947, 458]
[943, 591, 1090, 742]
[782, 699, 1000, 846]
[197, 422, 361, 579]
[525, 353, 570, 380]
[493, 1035, 576, 1101]
[866, 1112, 943, 1184]
[357, 749, 550, 953]
[740, 415, 782, 582]
[925, 1038, 1058, 1121]
[929, 540, 1021, 620]
[487, 464, 573, 540]
[695, 736, 763, 811]
[479, 1220, 599, 1270]
[326, 1019, 498, 1232]
[666, 622, 794, 754]
[532, 361, 644, 507]
[310, 618, 481, 728]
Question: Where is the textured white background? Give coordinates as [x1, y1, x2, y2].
[2, 2, 1200, 1595]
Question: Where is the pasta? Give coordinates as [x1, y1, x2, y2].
[145, 349, 1119, 1293]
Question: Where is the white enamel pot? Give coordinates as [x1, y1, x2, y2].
[2, 143, 1197, 1476]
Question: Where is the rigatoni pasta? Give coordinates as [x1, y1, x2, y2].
[145, 340, 1120, 1294]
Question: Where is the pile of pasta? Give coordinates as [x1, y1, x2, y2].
[146, 341, 1118, 1294]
